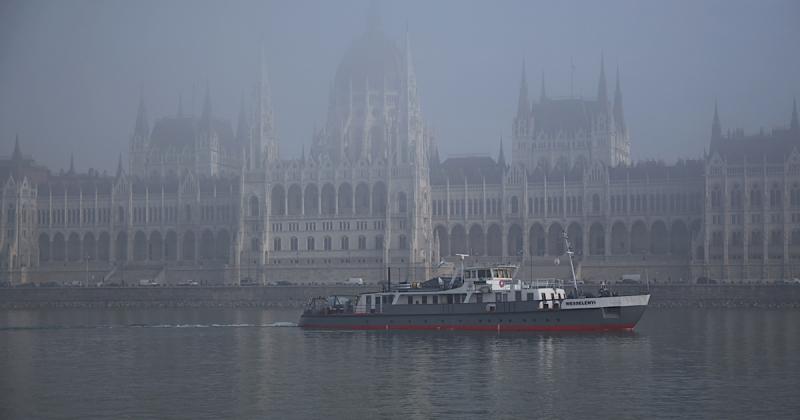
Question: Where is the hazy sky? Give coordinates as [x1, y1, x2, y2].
[1, 0, 798, 173]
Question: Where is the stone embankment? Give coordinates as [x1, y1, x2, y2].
[0, 285, 368, 310]
[1, 284, 800, 309]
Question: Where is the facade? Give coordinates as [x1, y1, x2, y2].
[2, 17, 799, 285]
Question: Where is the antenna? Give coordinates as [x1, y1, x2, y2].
[562, 231, 579, 294]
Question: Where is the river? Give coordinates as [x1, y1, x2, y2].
[1, 307, 798, 419]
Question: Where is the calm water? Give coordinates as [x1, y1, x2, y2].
[1, 307, 798, 420]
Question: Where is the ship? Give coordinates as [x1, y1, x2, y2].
[298, 232, 650, 332]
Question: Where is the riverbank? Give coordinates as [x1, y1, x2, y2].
[1, 284, 800, 309]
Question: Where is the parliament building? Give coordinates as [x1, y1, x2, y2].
[2, 14, 799, 286]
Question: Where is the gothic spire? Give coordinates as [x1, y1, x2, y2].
[134, 94, 149, 138]
[597, 53, 608, 106]
[791, 97, 799, 132]
[201, 83, 212, 126]
[498, 137, 506, 168]
[236, 94, 249, 142]
[516, 59, 529, 119]
[712, 100, 722, 140]
[257, 41, 277, 164]
[68, 154, 75, 175]
[12, 134, 22, 161]
[115, 153, 124, 179]
[613, 66, 626, 134]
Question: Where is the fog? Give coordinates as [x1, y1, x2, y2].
[1, 0, 798, 172]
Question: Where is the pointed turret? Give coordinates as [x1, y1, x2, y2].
[134, 94, 149, 138]
[115, 154, 124, 179]
[256, 42, 278, 165]
[236, 95, 249, 142]
[791, 97, 799, 133]
[516, 60, 530, 119]
[498, 138, 506, 168]
[597, 54, 608, 107]
[712, 101, 722, 140]
[68, 154, 75, 175]
[613, 66, 626, 134]
[11, 134, 22, 161]
[540, 71, 547, 102]
[401, 24, 423, 165]
[513, 60, 531, 139]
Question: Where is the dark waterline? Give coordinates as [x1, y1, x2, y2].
[1, 308, 798, 420]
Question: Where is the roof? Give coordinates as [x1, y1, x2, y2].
[710, 128, 799, 163]
[532, 98, 605, 136]
[430, 156, 504, 185]
[149, 116, 237, 151]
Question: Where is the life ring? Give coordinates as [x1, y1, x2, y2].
[499, 280, 505, 287]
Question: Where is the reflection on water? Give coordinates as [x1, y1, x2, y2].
[0, 308, 798, 419]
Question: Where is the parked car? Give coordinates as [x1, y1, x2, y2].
[177, 280, 200, 286]
[138, 279, 159, 287]
[696, 277, 718, 285]
[240, 278, 259, 286]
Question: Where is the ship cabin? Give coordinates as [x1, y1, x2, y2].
[351, 266, 568, 315]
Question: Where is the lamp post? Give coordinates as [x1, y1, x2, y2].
[85, 256, 90, 287]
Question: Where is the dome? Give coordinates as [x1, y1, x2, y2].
[332, 28, 404, 100]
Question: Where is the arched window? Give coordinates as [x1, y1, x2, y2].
[750, 186, 762, 209]
[510, 196, 519, 215]
[592, 194, 601, 213]
[375, 235, 384, 250]
[307, 237, 315, 251]
[273, 237, 281, 251]
[251, 237, 260, 252]
[340, 236, 349, 250]
[398, 192, 407, 213]
[770, 184, 782, 209]
[730, 185, 742, 209]
[324, 236, 332, 251]
[249, 196, 259, 217]
[791, 184, 800, 208]
[711, 186, 722, 208]
[399, 235, 408, 249]
[358, 236, 366, 250]
[290, 237, 298, 251]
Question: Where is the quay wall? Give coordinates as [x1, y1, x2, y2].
[2, 285, 800, 309]
[0, 286, 369, 309]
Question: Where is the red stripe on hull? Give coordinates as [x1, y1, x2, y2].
[300, 323, 636, 332]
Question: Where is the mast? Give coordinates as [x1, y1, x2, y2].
[562, 231, 579, 293]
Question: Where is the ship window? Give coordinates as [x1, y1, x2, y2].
[407, 296, 413, 305]
[527, 293, 534, 301]
[478, 269, 490, 278]
[433, 296, 438, 304]
[447, 295, 454, 304]
[515, 291, 522, 301]
[422, 296, 428, 304]
[476, 294, 483, 304]
[366, 296, 372, 307]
